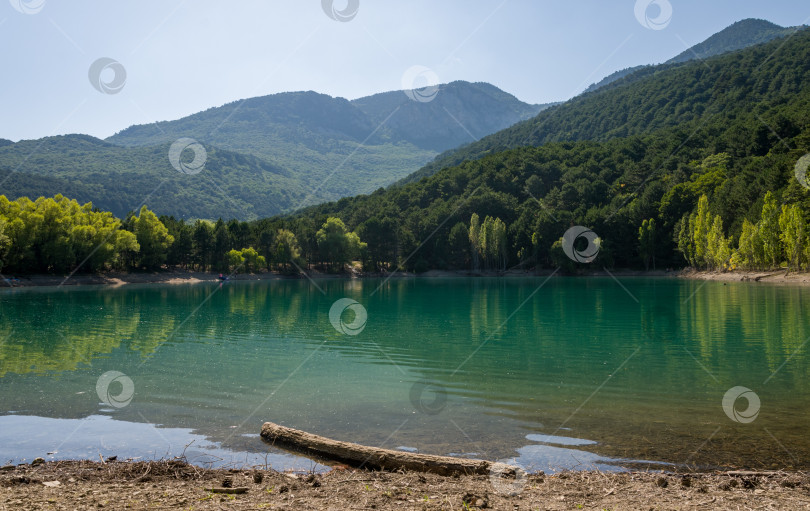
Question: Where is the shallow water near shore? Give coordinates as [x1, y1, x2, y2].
[1, 277, 809, 472]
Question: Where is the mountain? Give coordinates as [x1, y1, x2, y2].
[666, 18, 801, 64]
[0, 134, 306, 220]
[105, 81, 546, 202]
[582, 19, 800, 96]
[352, 81, 553, 151]
[0, 81, 546, 219]
[402, 21, 808, 184]
[288, 28, 810, 271]
[582, 19, 799, 95]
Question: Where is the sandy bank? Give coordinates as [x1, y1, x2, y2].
[676, 268, 810, 285]
[3, 268, 810, 289]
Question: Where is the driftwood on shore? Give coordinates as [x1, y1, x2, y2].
[260, 421, 513, 476]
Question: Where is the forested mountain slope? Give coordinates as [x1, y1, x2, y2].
[284, 30, 810, 271]
[406, 22, 808, 184]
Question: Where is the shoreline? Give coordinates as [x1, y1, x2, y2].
[3, 267, 810, 289]
[2, 459, 807, 510]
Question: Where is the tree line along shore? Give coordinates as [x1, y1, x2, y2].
[1, 187, 809, 280]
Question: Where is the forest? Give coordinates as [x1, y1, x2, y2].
[2, 28, 810, 277]
[1, 162, 809, 277]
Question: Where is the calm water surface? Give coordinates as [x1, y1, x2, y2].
[1, 277, 808, 473]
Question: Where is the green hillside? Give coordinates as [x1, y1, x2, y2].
[283, 28, 810, 271]
[408, 21, 807, 184]
[105, 82, 545, 202]
[666, 18, 801, 64]
[582, 19, 799, 95]
[0, 82, 545, 219]
[0, 135, 305, 220]
[4, 28, 810, 275]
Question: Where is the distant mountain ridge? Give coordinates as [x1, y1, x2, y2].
[666, 18, 801, 64]
[582, 19, 801, 95]
[105, 81, 548, 201]
[352, 81, 552, 151]
[0, 81, 546, 219]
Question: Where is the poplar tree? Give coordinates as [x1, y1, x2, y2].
[693, 195, 712, 268]
[779, 203, 805, 272]
[707, 215, 730, 270]
[734, 219, 759, 269]
[469, 213, 481, 270]
[760, 191, 781, 268]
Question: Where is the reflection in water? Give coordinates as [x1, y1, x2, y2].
[0, 277, 808, 472]
[525, 434, 597, 446]
[0, 414, 322, 471]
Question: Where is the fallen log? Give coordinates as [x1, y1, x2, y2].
[260, 421, 513, 476]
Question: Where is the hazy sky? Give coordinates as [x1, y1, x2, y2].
[2, 0, 808, 142]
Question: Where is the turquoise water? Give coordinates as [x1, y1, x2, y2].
[1, 277, 808, 473]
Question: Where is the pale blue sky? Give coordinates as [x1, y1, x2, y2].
[1, 0, 808, 142]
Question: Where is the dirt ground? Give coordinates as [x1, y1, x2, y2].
[4, 267, 810, 289]
[1, 460, 809, 510]
[676, 268, 810, 285]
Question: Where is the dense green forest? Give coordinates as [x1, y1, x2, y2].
[272, 28, 810, 273]
[665, 18, 800, 64]
[0, 135, 305, 220]
[580, 18, 798, 95]
[405, 25, 810, 184]
[3, 24, 810, 277]
[0, 194, 368, 275]
[2, 144, 809, 276]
